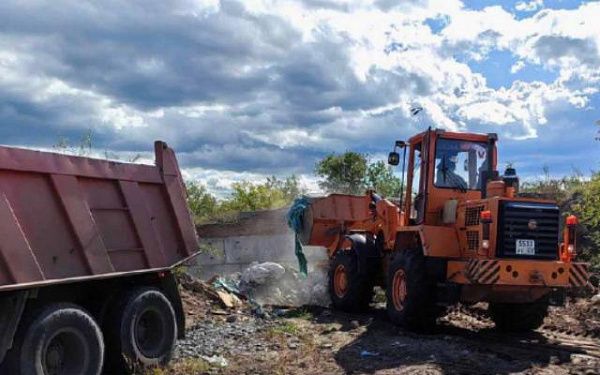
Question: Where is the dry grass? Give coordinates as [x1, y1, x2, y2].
[145, 358, 211, 375]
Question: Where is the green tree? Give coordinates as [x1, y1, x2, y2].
[315, 152, 402, 196]
[315, 152, 368, 194]
[364, 160, 402, 197]
[185, 182, 218, 223]
[574, 172, 600, 270]
[266, 175, 302, 203]
[522, 169, 599, 273]
[578, 173, 600, 227]
[187, 176, 303, 223]
[221, 176, 302, 212]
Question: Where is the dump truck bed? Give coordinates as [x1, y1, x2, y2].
[0, 141, 198, 291]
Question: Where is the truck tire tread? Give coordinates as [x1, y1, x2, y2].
[104, 287, 177, 373]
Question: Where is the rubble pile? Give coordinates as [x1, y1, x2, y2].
[174, 265, 329, 372]
[175, 272, 274, 368]
[239, 261, 330, 307]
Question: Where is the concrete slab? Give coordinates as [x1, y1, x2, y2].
[190, 238, 226, 266]
[223, 234, 297, 264]
[187, 263, 246, 280]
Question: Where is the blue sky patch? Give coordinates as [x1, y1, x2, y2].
[467, 50, 558, 89]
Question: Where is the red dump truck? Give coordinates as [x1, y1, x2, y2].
[0, 141, 199, 374]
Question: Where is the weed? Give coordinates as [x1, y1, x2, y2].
[266, 321, 301, 338]
[145, 357, 211, 375]
[284, 307, 313, 320]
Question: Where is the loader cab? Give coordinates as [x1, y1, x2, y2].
[396, 129, 497, 226]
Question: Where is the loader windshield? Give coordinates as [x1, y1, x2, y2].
[434, 138, 488, 190]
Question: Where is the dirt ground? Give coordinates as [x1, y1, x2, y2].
[166, 282, 600, 375]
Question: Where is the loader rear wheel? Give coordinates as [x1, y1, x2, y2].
[489, 302, 548, 332]
[328, 250, 373, 312]
[386, 250, 437, 331]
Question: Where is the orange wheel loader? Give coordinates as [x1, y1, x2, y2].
[295, 129, 589, 331]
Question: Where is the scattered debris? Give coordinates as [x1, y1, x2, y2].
[173, 271, 600, 374]
[200, 355, 228, 368]
[179, 272, 245, 310]
[215, 289, 242, 309]
[183, 261, 331, 310]
[545, 297, 600, 337]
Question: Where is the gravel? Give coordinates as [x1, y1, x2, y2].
[174, 315, 276, 360]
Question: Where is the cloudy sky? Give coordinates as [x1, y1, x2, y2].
[1, 0, 599, 196]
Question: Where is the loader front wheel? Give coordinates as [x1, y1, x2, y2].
[328, 250, 373, 312]
[489, 302, 548, 332]
[386, 250, 437, 331]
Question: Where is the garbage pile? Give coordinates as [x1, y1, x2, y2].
[179, 261, 331, 313]
[239, 261, 330, 307]
[178, 272, 245, 311]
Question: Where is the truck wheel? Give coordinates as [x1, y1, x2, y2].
[7, 303, 104, 375]
[328, 250, 373, 312]
[105, 288, 177, 373]
[489, 302, 548, 332]
[386, 250, 437, 331]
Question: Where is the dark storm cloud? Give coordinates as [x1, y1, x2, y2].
[300, 0, 350, 11]
[0, 0, 420, 173]
[0, 0, 299, 109]
[0, 1, 310, 174]
[533, 35, 600, 66]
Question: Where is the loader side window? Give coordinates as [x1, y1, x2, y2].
[434, 139, 487, 190]
[410, 146, 423, 222]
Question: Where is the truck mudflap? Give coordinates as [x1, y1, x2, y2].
[447, 259, 589, 288]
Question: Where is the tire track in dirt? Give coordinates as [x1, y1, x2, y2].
[441, 305, 600, 359]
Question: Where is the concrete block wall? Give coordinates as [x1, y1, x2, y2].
[187, 208, 328, 280]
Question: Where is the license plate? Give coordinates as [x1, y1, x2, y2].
[516, 239, 535, 255]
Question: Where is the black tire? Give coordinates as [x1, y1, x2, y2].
[386, 250, 438, 331]
[328, 249, 374, 312]
[104, 288, 177, 373]
[4, 303, 104, 375]
[489, 302, 549, 332]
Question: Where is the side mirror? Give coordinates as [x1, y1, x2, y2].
[388, 151, 400, 166]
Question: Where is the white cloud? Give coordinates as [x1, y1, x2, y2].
[182, 167, 321, 198]
[511, 60, 526, 73]
[515, 0, 544, 12]
[0, 0, 598, 195]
